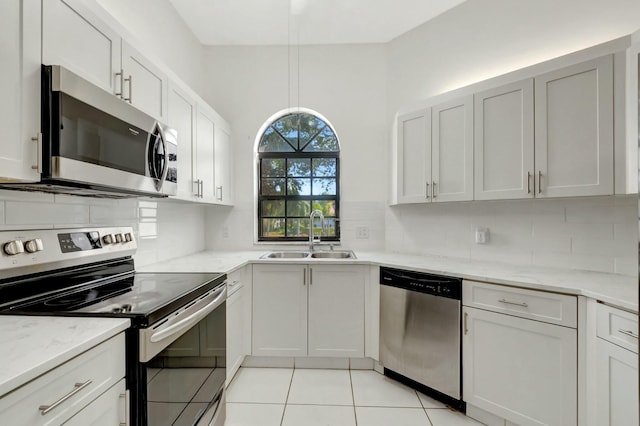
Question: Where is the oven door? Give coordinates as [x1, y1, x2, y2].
[139, 285, 226, 426]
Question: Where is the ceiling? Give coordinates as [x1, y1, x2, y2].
[168, 0, 467, 46]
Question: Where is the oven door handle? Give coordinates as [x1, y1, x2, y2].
[150, 287, 226, 343]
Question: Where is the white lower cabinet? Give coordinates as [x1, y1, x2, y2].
[463, 282, 577, 426]
[595, 303, 639, 426]
[226, 266, 252, 384]
[0, 333, 126, 426]
[252, 264, 366, 358]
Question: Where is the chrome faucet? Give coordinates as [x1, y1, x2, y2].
[309, 209, 324, 251]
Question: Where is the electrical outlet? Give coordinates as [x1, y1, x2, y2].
[356, 226, 370, 239]
[475, 227, 489, 244]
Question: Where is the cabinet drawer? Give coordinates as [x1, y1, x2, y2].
[463, 280, 577, 328]
[0, 333, 125, 426]
[227, 268, 245, 296]
[597, 303, 638, 353]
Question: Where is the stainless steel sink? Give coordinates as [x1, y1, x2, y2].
[259, 250, 356, 259]
[260, 251, 310, 259]
[309, 251, 356, 259]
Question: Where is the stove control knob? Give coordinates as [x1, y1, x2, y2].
[102, 234, 115, 245]
[124, 233, 133, 243]
[3, 240, 25, 256]
[115, 234, 124, 243]
[24, 238, 44, 253]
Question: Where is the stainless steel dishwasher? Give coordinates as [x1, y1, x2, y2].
[379, 267, 464, 411]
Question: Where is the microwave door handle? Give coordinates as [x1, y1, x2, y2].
[150, 287, 226, 343]
[159, 130, 169, 185]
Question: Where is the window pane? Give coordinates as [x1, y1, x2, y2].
[299, 115, 325, 144]
[287, 178, 311, 195]
[303, 126, 338, 152]
[312, 158, 336, 177]
[286, 218, 310, 237]
[259, 127, 294, 152]
[312, 178, 336, 195]
[262, 158, 285, 177]
[273, 115, 299, 149]
[262, 219, 285, 237]
[322, 218, 337, 237]
[287, 200, 310, 217]
[312, 200, 336, 216]
[261, 178, 285, 195]
[287, 158, 311, 177]
[261, 200, 285, 217]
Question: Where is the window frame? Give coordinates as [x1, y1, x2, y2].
[256, 112, 340, 243]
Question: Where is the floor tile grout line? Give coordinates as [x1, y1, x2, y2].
[349, 368, 358, 426]
[279, 367, 295, 426]
[415, 389, 435, 426]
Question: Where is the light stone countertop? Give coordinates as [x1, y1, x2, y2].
[0, 316, 130, 399]
[138, 250, 638, 313]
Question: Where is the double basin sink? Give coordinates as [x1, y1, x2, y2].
[260, 250, 356, 259]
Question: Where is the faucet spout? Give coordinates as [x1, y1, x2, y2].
[309, 209, 324, 251]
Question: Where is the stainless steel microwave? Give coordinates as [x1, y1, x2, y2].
[0, 65, 177, 198]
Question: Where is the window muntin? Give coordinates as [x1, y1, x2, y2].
[258, 112, 339, 241]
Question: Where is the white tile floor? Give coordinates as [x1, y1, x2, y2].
[225, 368, 485, 426]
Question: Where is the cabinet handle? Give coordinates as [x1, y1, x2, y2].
[31, 133, 42, 172]
[124, 74, 132, 103]
[115, 70, 124, 98]
[619, 329, 639, 339]
[303, 269, 306, 286]
[425, 182, 430, 199]
[199, 180, 204, 198]
[464, 312, 469, 335]
[193, 180, 200, 197]
[39, 380, 92, 415]
[498, 298, 528, 308]
[310, 268, 313, 285]
[432, 182, 437, 199]
[216, 186, 223, 201]
[537, 171, 542, 194]
[527, 172, 531, 194]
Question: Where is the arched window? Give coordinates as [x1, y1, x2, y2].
[257, 111, 340, 242]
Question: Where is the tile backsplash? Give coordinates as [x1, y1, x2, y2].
[385, 195, 638, 276]
[0, 190, 206, 268]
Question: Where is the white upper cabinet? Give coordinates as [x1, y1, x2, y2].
[534, 55, 614, 197]
[0, 0, 41, 182]
[121, 40, 168, 122]
[474, 79, 534, 200]
[194, 103, 217, 202]
[431, 96, 474, 202]
[167, 82, 197, 201]
[43, 0, 121, 95]
[214, 124, 232, 205]
[396, 109, 431, 203]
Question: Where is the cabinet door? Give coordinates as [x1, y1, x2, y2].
[168, 82, 198, 201]
[535, 56, 613, 197]
[121, 40, 168, 121]
[397, 109, 431, 204]
[0, 0, 41, 182]
[474, 79, 534, 200]
[62, 379, 127, 426]
[596, 339, 639, 426]
[463, 307, 577, 426]
[43, 0, 121, 94]
[195, 104, 216, 202]
[252, 264, 307, 357]
[308, 265, 366, 357]
[226, 287, 244, 383]
[241, 266, 253, 359]
[432, 96, 474, 202]
[214, 124, 232, 205]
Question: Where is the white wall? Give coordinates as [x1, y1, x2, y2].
[385, 0, 640, 275]
[0, 190, 206, 268]
[94, 0, 206, 94]
[203, 44, 388, 251]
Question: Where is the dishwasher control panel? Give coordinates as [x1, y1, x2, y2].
[380, 267, 462, 300]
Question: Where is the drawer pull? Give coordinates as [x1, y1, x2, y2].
[619, 329, 639, 339]
[39, 380, 92, 415]
[498, 298, 528, 308]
